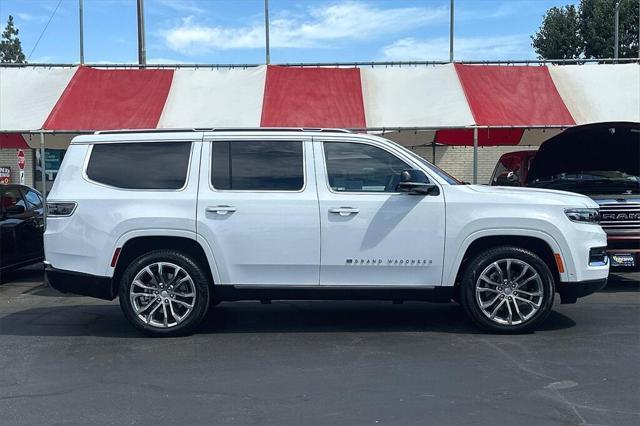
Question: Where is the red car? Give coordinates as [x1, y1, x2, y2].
[490, 122, 640, 271]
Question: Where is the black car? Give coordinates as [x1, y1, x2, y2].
[0, 184, 45, 276]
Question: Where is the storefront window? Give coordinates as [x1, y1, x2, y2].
[34, 149, 66, 194]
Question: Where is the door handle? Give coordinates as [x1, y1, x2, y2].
[206, 205, 237, 215]
[329, 207, 359, 216]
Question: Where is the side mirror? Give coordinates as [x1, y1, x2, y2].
[397, 170, 439, 196]
[495, 171, 520, 187]
[5, 204, 26, 216]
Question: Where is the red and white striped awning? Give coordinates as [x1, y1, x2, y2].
[0, 63, 637, 149]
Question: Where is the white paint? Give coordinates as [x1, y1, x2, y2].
[360, 65, 475, 129]
[0, 67, 76, 131]
[45, 130, 608, 290]
[548, 64, 640, 124]
[157, 66, 266, 128]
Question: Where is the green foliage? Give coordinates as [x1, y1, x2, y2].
[0, 15, 26, 63]
[531, 5, 582, 60]
[532, 0, 640, 60]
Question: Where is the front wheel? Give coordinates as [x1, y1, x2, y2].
[459, 246, 555, 334]
[118, 250, 211, 337]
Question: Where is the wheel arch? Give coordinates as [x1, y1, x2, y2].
[109, 232, 220, 293]
[447, 231, 569, 288]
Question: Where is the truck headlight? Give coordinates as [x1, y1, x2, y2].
[565, 208, 600, 224]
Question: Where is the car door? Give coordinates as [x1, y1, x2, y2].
[0, 186, 16, 269]
[196, 137, 321, 286]
[21, 188, 45, 260]
[314, 139, 446, 286]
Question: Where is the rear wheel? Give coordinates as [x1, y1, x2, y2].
[118, 250, 210, 337]
[459, 246, 555, 333]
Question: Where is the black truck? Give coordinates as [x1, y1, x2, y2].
[491, 122, 640, 271]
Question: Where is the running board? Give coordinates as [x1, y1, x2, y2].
[214, 286, 454, 303]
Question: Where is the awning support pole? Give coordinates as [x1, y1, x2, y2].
[40, 132, 46, 202]
[432, 141, 436, 164]
[473, 127, 478, 184]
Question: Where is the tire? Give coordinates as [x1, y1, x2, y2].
[118, 249, 211, 337]
[459, 246, 555, 334]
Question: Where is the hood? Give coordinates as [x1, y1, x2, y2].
[468, 185, 597, 208]
[526, 122, 640, 183]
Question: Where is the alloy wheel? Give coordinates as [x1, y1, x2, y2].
[129, 262, 197, 328]
[475, 258, 544, 326]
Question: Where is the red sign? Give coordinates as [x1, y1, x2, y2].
[0, 166, 10, 184]
[17, 149, 25, 170]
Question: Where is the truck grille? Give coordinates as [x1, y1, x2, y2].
[598, 203, 640, 230]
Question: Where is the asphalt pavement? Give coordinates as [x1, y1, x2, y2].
[0, 265, 638, 425]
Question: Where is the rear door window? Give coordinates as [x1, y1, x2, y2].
[211, 141, 304, 191]
[86, 142, 192, 189]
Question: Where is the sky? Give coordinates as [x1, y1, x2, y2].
[0, 0, 578, 64]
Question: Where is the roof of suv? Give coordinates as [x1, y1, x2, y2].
[71, 128, 357, 144]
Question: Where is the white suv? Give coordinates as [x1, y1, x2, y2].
[45, 129, 609, 336]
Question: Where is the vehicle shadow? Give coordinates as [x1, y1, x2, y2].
[0, 300, 576, 338]
[602, 273, 640, 293]
[0, 263, 44, 284]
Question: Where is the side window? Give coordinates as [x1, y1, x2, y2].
[24, 190, 43, 210]
[1, 189, 26, 215]
[323, 142, 411, 193]
[492, 155, 523, 186]
[86, 142, 192, 189]
[211, 141, 304, 191]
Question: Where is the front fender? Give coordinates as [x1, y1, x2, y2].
[443, 227, 572, 286]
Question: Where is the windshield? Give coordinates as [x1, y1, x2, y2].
[529, 170, 640, 195]
[395, 144, 463, 185]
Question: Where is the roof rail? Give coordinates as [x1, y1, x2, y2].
[94, 127, 352, 135]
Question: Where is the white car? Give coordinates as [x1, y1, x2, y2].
[44, 129, 609, 336]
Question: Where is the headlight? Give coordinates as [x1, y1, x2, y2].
[565, 208, 600, 224]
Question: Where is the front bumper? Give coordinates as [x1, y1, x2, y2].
[46, 264, 117, 300]
[606, 236, 640, 271]
[557, 278, 607, 304]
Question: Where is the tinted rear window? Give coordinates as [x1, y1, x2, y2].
[86, 142, 192, 189]
[211, 141, 304, 191]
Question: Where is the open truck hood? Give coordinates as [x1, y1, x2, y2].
[526, 122, 640, 183]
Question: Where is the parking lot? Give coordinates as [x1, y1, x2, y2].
[0, 266, 638, 425]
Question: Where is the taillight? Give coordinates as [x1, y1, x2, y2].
[47, 202, 77, 217]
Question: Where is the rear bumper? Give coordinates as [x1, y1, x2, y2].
[46, 264, 117, 300]
[558, 278, 607, 304]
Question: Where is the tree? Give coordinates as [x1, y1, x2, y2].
[580, 0, 639, 59]
[532, 0, 640, 60]
[0, 15, 26, 63]
[531, 5, 582, 60]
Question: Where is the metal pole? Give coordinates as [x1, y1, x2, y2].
[79, 0, 84, 64]
[473, 127, 478, 184]
[40, 132, 46, 200]
[136, 0, 146, 65]
[614, 1, 620, 62]
[432, 141, 436, 164]
[264, 0, 270, 65]
[449, 0, 454, 62]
